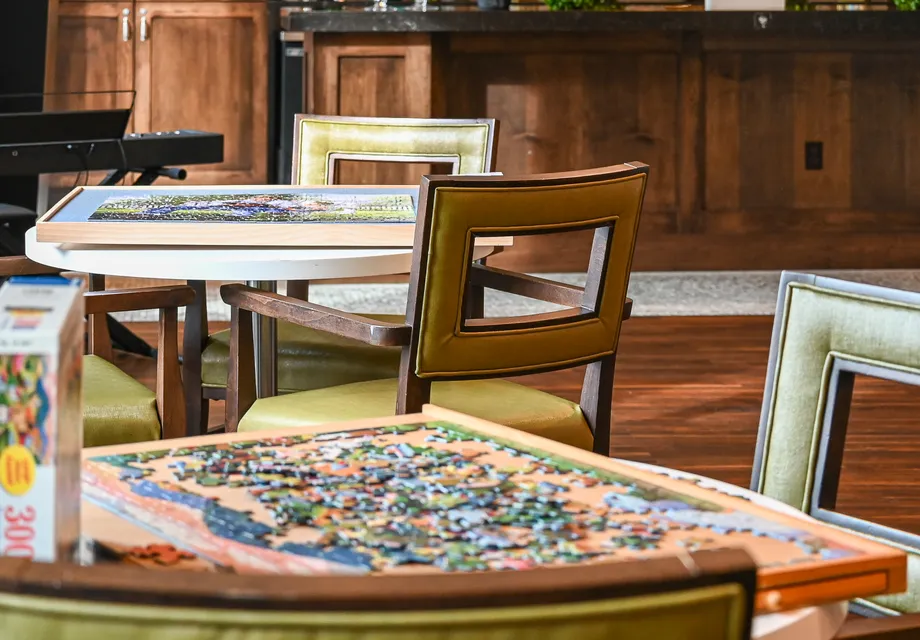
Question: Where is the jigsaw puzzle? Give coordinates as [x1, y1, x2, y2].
[83, 420, 868, 576]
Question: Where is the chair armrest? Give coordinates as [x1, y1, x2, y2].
[0, 257, 62, 277]
[83, 285, 196, 316]
[468, 264, 633, 319]
[470, 264, 584, 307]
[836, 613, 920, 639]
[221, 284, 410, 347]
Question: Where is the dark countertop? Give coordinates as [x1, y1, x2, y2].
[283, 9, 920, 34]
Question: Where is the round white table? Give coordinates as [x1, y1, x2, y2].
[25, 227, 496, 432]
[620, 460, 849, 640]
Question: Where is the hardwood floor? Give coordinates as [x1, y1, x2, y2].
[117, 315, 920, 536]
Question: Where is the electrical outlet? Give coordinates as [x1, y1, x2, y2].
[805, 141, 823, 171]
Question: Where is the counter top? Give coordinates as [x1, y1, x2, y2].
[283, 8, 920, 34]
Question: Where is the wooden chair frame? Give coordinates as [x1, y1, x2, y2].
[187, 116, 503, 436]
[0, 547, 756, 625]
[0, 257, 193, 440]
[222, 164, 647, 455]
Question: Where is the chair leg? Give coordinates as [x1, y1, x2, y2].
[183, 280, 209, 436]
[581, 353, 616, 457]
[226, 305, 256, 432]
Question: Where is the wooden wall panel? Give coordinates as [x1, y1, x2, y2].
[792, 53, 851, 211]
[447, 44, 680, 222]
[307, 32, 920, 272]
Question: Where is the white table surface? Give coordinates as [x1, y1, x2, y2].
[619, 460, 848, 640]
[25, 227, 494, 282]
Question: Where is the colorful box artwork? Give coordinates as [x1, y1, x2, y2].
[89, 192, 416, 224]
[0, 277, 84, 563]
[84, 419, 870, 577]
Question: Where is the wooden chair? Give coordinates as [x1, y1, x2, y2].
[0, 547, 756, 638]
[190, 115, 501, 434]
[750, 272, 920, 636]
[0, 257, 192, 445]
[221, 163, 648, 455]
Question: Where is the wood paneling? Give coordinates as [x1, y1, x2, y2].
[134, 2, 268, 184]
[49, 2, 135, 186]
[308, 32, 920, 272]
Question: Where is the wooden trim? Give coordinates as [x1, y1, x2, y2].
[221, 284, 411, 348]
[0, 547, 756, 616]
[36, 185, 512, 249]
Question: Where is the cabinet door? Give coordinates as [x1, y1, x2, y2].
[49, 2, 136, 186]
[133, 2, 268, 184]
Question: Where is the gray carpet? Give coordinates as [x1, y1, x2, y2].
[111, 270, 920, 322]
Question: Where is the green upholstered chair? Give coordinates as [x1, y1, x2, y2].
[0, 257, 192, 446]
[192, 116, 500, 433]
[0, 547, 757, 639]
[751, 272, 920, 624]
[221, 163, 649, 455]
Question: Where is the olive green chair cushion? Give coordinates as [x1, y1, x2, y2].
[202, 315, 403, 394]
[0, 582, 750, 640]
[237, 378, 595, 451]
[83, 355, 161, 448]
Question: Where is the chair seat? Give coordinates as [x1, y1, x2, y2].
[202, 315, 403, 394]
[83, 355, 161, 447]
[237, 378, 594, 451]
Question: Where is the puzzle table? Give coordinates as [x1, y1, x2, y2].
[80, 406, 906, 639]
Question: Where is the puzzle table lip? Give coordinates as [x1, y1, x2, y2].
[80, 405, 907, 616]
[36, 184, 514, 249]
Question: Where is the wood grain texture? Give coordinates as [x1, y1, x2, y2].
[307, 31, 920, 272]
[132, 2, 268, 184]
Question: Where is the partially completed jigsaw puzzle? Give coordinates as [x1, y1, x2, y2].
[83, 419, 869, 576]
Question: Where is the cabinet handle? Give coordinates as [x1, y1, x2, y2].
[121, 8, 131, 42]
[139, 8, 148, 42]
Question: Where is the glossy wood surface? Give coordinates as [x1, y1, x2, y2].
[116, 315, 920, 538]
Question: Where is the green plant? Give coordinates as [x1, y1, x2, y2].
[543, 0, 622, 10]
[893, 0, 920, 9]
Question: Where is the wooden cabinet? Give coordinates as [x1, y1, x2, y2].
[48, 2, 268, 184]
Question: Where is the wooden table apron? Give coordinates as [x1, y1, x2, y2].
[24, 227, 497, 433]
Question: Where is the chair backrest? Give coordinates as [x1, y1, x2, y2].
[292, 115, 498, 185]
[396, 163, 648, 452]
[0, 548, 756, 639]
[751, 271, 920, 615]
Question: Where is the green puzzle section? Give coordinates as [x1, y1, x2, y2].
[87, 421, 861, 573]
